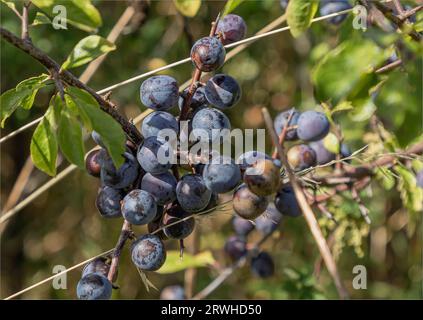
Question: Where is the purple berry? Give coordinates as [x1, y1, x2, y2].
[296, 111, 330, 142]
[160, 285, 186, 300]
[121, 189, 157, 225]
[250, 251, 274, 278]
[216, 14, 247, 45]
[95, 186, 124, 218]
[274, 184, 301, 218]
[191, 36, 226, 72]
[141, 172, 177, 205]
[204, 74, 241, 109]
[273, 108, 300, 141]
[224, 236, 247, 261]
[131, 234, 166, 271]
[176, 174, 212, 213]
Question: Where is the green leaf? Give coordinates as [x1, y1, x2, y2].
[222, 0, 245, 16]
[1, 74, 49, 127]
[58, 109, 85, 169]
[323, 133, 340, 154]
[173, 0, 201, 18]
[62, 35, 116, 70]
[30, 115, 58, 176]
[31, 0, 102, 32]
[65, 87, 125, 167]
[312, 39, 389, 105]
[157, 250, 215, 274]
[31, 12, 52, 26]
[286, 0, 318, 38]
[395, 165, 423, 214]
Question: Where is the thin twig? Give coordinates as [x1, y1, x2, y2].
[4, 249, 114, 300]
[399, 5, 423, 21]
[375, 59, 402, 74]
[79, 6, 137, 84]
[272, 109, 295, 159]
[261, 107, 349, 300]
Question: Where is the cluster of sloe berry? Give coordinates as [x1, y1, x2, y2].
[76, 10, 358, 299]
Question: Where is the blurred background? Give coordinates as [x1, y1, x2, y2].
[1, 0, 422, 299]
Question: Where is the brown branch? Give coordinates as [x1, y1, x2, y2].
[21, 1, 30, 41]
[367, 0, 421, 41]
[179, 13, 221, 121]
[262, 107, 349, 300]
[107, 220, 133, 283]
[0, 27, 142, 144]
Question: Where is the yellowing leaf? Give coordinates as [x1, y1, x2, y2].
[323, 133, 340, 154]
[157, 250, 215, 274]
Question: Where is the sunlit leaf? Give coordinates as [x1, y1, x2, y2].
[286, 0, 318, 38]
[323, 133, 340, 154]
[173, 0, 201, 18]
[65, 87, 125, 167]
